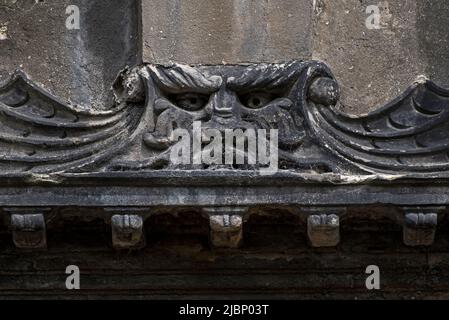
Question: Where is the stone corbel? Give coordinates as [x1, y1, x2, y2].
[107, 208, 147, 250]
[6, 209, 49, 249]
[399, 207, 444, 247]
[307, 214, 340, 248]
[403, 212, 438, 247]
[203, 207, 248, 248]
[300, 207, 343, 248]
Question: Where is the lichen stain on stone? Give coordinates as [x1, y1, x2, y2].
[0, 24, 8, 40]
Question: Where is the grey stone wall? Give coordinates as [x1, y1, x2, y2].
[1, 0, 449, 300]
[142, 0, 313, 64]
[313, 0, 449, 114]
[142, 0, 449, 114]
[1, 0, 449, 113]
[0, 0, 140, 110]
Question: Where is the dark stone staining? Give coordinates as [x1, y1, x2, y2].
[203, 207, 248, 248]
[417, 0, 449, 88]
[111, 214, 145, 250]
[307, 214, 340, 247]
[312, 0, 423, 114]
[0, 60, 449, 298]
[2, 0, 449, 300]
[0, 0, 140, 110]
[3, 61, 449, 176]
[84, 0, 142, 108]
[1, 208, 449, 299]
[142, 0, 312, 64]
[403, 213, 438, 247]
[10, 213, 47, 249]
[307, 78, 449, 175]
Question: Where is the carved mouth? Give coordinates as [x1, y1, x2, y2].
[214, 107, 234, 118]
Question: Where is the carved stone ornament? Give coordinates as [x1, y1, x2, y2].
[307, 214, 340, 248]
[403, 213, 438, 247]
[9, 213, 47, 249]
[111, 214, 145, 250]
[1, 60, 449, 249]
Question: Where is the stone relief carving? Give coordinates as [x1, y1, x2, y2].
[3, 60, 448, 177]
[306, 77, 449, 175]
[111, 61, 338, 173]
[0, 71, 143, 174]
[1, 60, 449, 249]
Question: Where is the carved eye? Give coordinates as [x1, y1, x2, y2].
[170, 93, 210, 111]
[241, 92, 276, 109]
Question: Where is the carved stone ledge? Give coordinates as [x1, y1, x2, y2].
[403, 213, 438, 247]
[111, 214, 145, 250]
[10, 213, 47, 249]
[203, 207, 248, 248]
[307, 214, 340, 247]
[1, 61, 449, 251]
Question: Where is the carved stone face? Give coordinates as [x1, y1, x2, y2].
[0, 60, 340, 174]
[4, 60, 448, 177]
[143, 62, 312, 151]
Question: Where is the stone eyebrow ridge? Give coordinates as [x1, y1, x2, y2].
[148, 64, 223, 94]
[226, 60, 308, 90]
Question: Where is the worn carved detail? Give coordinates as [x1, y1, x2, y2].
[204, 207, 247, 248]
[307, 214, 340, 247]
[306, 78, 449, 175]
[403, 213, 438, 246]
[0, 72, 144, 174]
[10, 213, 47, 249]
[2, 61, 449, 177]
[111, 214, 145, 250]
[2, 61, 449, 252]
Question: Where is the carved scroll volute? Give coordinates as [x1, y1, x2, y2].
[113, 67, 146, 105]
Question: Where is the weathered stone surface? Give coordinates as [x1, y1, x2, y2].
[313, 0, 449, 115]
[3, 60, 449, 178]
[2, 0, 449, 301]
[416, 1, 449, 88]
[0, 0, 140, 110]
[403, 213, 438, 247]
[111, 215, 145, 250]
[204, 207, 247, 248]
[3, 0, 448, 117]
[142, 0, 312, 64]
[307, 214, 340, 247]
[1, 213, 449, 299]
[9, 213, 47, 249]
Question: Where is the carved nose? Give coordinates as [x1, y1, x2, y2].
[212, 88, 238, 118]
